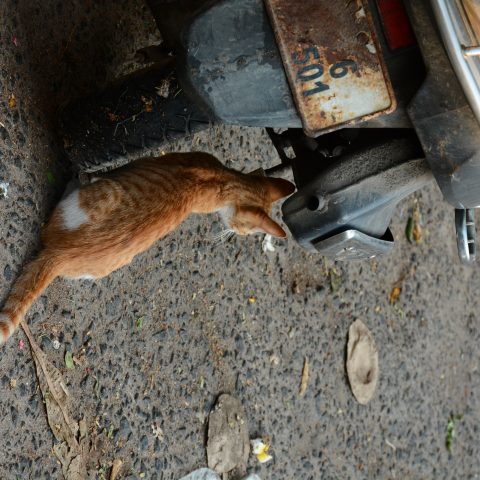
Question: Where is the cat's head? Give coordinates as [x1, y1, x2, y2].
[223, 177, 295, 238]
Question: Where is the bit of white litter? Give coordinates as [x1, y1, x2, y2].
[262, 234, 275, 253]
[156, 78, 171, 98]
[151, 422, 164, 441]
[250, 439, 272, 464]
[269, 353, 280, 366]
[195, 411, 206, 424]
[52, 339, 61, 350]
[0, 182, 10, 198]
[355, 7, 366, 21]
[366, 42, 377, 54]
[385, 439, 397, 451]
[179, 469, 220, 480]
[179, 470, 261, 480]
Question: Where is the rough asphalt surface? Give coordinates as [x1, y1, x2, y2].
[1, 1, 480, 479]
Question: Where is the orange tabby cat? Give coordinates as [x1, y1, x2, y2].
[0, 152, 294, 344]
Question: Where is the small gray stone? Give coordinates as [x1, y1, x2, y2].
[140, 435, 148, 451]
[207, 394, 250, 475]
[4, 264, 12, 281]
[115, 416, 132, 440]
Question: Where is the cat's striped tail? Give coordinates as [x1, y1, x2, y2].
[0, 252, 59, 345]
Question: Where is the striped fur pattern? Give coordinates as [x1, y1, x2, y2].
[0, 152, 294, 344]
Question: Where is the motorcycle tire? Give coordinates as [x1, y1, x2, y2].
[59, 64, 212, 172]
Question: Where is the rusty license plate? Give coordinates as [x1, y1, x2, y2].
[264, 0, 396, 136]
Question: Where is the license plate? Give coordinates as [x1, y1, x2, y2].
[264, 0, 396, 136]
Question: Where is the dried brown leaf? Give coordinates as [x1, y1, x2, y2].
[389, 286, 401, 305]
[21, 321, 88, 479]
[66, 454, 86, 479]
[21, 322, 78, 446]
[110, 459, 123, 480]
[412, 223, 422, 243]
[299, 357, 310, 397]
[346, 320, 379, 404]
[107, 112, 121, 122]
[52, 443, 87, 480]
[329, 268, 342, 292]
[412, 202, 423, 244]
[141, 95, 153, 112]
[8, 93, 16, 109]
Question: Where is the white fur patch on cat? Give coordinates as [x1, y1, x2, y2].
[79, 274, 95, 280]
[217, 205, 235, 227]
[60, 190, 89, 230]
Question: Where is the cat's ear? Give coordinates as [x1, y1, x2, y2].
[241, 207, 287, 237]
[259, 214, 287, 237]
[265, 177, 296, 202]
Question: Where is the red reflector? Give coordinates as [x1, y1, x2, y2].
[376, 0, 416, 50]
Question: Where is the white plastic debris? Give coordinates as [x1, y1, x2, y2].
[0, 182, 10, 198]
[250, 439, 272, 464]
[262, 234, 275, 253]
[179, 469, 220, 480]
[179, 470, 261, 480]
[269, 353, 280, 366]
[355, 6, 366, 20]
[151, 422, 164, 441]
[366, 41, 377, 54]
[155, 78, 171, 98]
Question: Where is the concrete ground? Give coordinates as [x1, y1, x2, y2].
[1, 0, 480, 479]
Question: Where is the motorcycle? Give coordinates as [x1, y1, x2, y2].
[60, 0, 480, 264]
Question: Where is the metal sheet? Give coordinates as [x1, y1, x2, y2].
[312, 229, 394, 261]
[264, 0, 396, 136]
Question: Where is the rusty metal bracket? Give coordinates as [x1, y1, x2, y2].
[264, 0, 396, 136]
